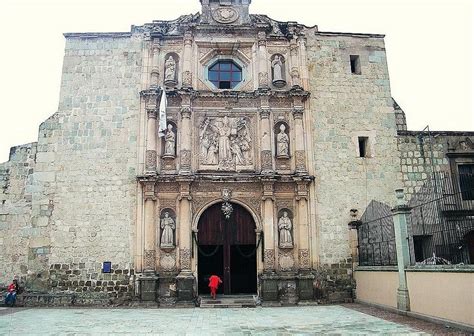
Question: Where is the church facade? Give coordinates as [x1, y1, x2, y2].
[1, 0, 472, 305]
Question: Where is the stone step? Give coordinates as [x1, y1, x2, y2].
[199, 295, 257, 308]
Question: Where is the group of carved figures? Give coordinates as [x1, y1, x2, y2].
[158, 209, 293, 249]
[200, 116, 253, 168]
[162, 120, 290, 162]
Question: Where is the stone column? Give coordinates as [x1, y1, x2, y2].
[292, 105, 306, 173]
[176, 179, 194, 303]
[140, 180, 158, 301]
[289, 37, 301, 87]
[295, 179, 314, 301]
[392, 189, 412, 312]
[182, 31, 193, 88]
[257, 31, 269, 89]
[179, 97, 192, 174]
[150, 42, 160, 88]
[261, 180, 278, 301]
[260, 95, 273, 173]
[145, 106, 158, 174]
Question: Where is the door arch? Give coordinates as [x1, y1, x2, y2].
[196, 202, 257, 295]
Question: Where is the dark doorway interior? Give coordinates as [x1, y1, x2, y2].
[231, 245, 257, 294]
[197, 245, 223, 295]
[197, 203, 257, 295]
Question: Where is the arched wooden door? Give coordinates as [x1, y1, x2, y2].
[197, 202, 257, 295]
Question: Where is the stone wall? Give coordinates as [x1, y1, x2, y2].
[306, 32, 402, 265]
[0, 143, 37, 286]
[0, 34, 144, 296]
[397, 131, 474, 200]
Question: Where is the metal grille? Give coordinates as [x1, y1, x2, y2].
[358, 200, 397, 266]
[408, 172, 474, 265]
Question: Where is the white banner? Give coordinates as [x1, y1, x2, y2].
[158, 87, 167, 137]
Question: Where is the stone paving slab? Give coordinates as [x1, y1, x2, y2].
[0, 306, 427, 335]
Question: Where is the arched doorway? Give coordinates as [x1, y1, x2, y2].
[196, 202, 258, 295]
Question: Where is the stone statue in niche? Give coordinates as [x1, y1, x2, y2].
[276, 124, 290, 158]
[271, 55, 286, 88]
[160, 211, 175, 249]
[163, 124, 176, 158]
[199, 116, 253, 170]
[164, 56, 177, 85]
[278, 211, 293, 249]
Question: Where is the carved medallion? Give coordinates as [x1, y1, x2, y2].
[160, 252, 176, 272]
[279, 250, 295, 271]
[212, 7, 239, 24]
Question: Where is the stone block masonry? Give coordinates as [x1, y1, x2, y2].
[306, 33, 402, 265]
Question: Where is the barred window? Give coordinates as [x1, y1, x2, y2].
[208, 60, 242, 89]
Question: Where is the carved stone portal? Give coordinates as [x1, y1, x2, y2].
[199, 116, 253, 171]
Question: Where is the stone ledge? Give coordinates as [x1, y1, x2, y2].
[407, 265, 474, 273]
[355, 266, 398, 272]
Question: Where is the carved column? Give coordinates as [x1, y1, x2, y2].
[293, 105, 306, 173]
[180, 95, 192, 174]
[257, 31, 269, 88]
[298, 36, 309, 89]
[289, 37, 301, 87]
[176, 179, 194, 302]
[296, 180, 310, 270]
[146, 107, 158, 174]
[182, 31, 193, 88]
[260, 95, 273, 173]
[139, 179, 158, 301]
[150, 42, 160, 87]
[261, 180, 278, 301]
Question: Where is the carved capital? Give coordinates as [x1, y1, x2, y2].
[262, 181, 274, 200]
[147, 108, 158, 119]
[143, 180, 157, 201]
[184, 31, 193, 46]
[180, 106, 192, 119]
[259, 108, 271, 119]
[145, 150, 157, 173]
[292, 107, 304, 120]
[257, 31, 267, 46]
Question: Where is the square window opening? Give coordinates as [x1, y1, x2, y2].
[358, 137, 369, 158]
[459, 164, 474, 200]
[350, 55, 361, 75]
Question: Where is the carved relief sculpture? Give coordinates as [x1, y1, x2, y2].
[160, 211, 176, 249]
[164, 55, 177, 86]
[276, 124, 290, 158]
[199, 116, 253, 170]
[271, 55, 286, 88]
[278, 211, 293, 248]
[163, 124, 176, 158]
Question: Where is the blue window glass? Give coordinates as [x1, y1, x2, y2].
[208, 60, 242, 89]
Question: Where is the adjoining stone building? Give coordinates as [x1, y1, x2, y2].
[1, 0, 472, 305]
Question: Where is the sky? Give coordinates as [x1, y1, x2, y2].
[0, 0, 472, 163]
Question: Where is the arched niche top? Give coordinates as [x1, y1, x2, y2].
[192, 198, 262, 232]
[278, 208, 293, 220]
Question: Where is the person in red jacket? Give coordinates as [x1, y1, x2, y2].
[4, 279, 18, 307]
[208, 274, 222, 300]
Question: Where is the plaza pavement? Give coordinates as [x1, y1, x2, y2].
[0, 305, 438, 335]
